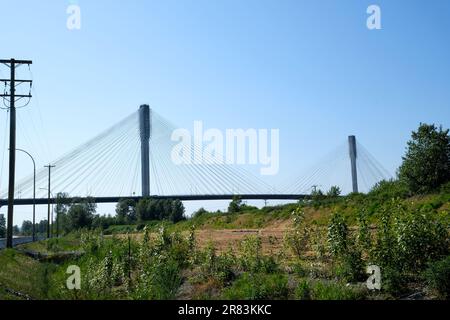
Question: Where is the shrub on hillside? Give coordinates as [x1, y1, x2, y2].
[327, 212, 366, 283]
[193, 207, 209, 218]
[198, 242, 235, 285]
[284, 208, 311, 260]
[327, 212, 348, 257]
[371, 199, 449, 295]
[425, 256, 450, 299]
[369, 179, 410, 200]
[334, 247, 366, 283]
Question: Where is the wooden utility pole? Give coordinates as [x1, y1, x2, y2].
[0, 59, 32, 248]
[44, 165, 55, 238]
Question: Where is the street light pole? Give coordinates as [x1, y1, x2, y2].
[16, 149, 36, 242]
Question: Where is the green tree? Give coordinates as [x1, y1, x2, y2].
[170, 199, 185, 223]
[55, 192, 71, 234]
[21, 220, 33, 236]
[155, 200, 165, 220]
[193, 207, 208, 218]
[136, 198, 185, 222]
[136, 198, 157, 221]
[37, 220, 48, 234]
[228, 196, 243, 214]
[398, 123, 450, 194]
[311, 187, 325, 202]
[0, 214, 6, 238]
[116, 199, 137, 224]
[67, 199, 96, 230]
[327, 186, 341, 197]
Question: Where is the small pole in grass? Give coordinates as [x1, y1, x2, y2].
[128, 234, 131, 281]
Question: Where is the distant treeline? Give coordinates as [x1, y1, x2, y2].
[14, 197, 186, 236]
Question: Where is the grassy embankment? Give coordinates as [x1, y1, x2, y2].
[1, 190, 448, 300]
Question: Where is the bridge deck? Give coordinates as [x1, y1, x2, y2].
[0, 194, 309, 207]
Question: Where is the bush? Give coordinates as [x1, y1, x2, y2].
[334, 247, 366, 283]
[425, 256, 450, 299]
[369, 199, 449, 295]
[284, 208, 311, 260]
[198, 243, 235, 284]
[238, 235, 263, 273]
[394, 209, 449, 271]
[327, 212, 348, 257]
[373, 200, 449, 271]
[369, 179, 410, 200]
[326, 212, 366, 283]
[381, 267, 408, 296]
[193, 207, 209, 219]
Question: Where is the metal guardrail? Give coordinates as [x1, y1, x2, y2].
[0, 236, 44, 250]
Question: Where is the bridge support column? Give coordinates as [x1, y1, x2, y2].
[139, 105, 151, 197]
[348, 135, 358, 193]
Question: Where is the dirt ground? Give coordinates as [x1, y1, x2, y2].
[121, 219, 294, 255]
[195, 224, 291, 254]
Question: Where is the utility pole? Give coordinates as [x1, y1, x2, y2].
[56, 196, 59, 238]
[0, 59, 32, 248]
[44, 164, 55, 239]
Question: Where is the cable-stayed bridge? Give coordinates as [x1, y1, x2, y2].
[0, 105, 391, 208]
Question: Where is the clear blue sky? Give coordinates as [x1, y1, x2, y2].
[1, 0, 449, 225]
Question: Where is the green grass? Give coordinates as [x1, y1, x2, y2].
[309, 281, 367, 300]
[222, 273, 289, 300]
[19, 236, 81, 255]
[0, 249, 54, 299]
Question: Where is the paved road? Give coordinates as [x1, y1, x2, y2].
[0, 237, 37, 249]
